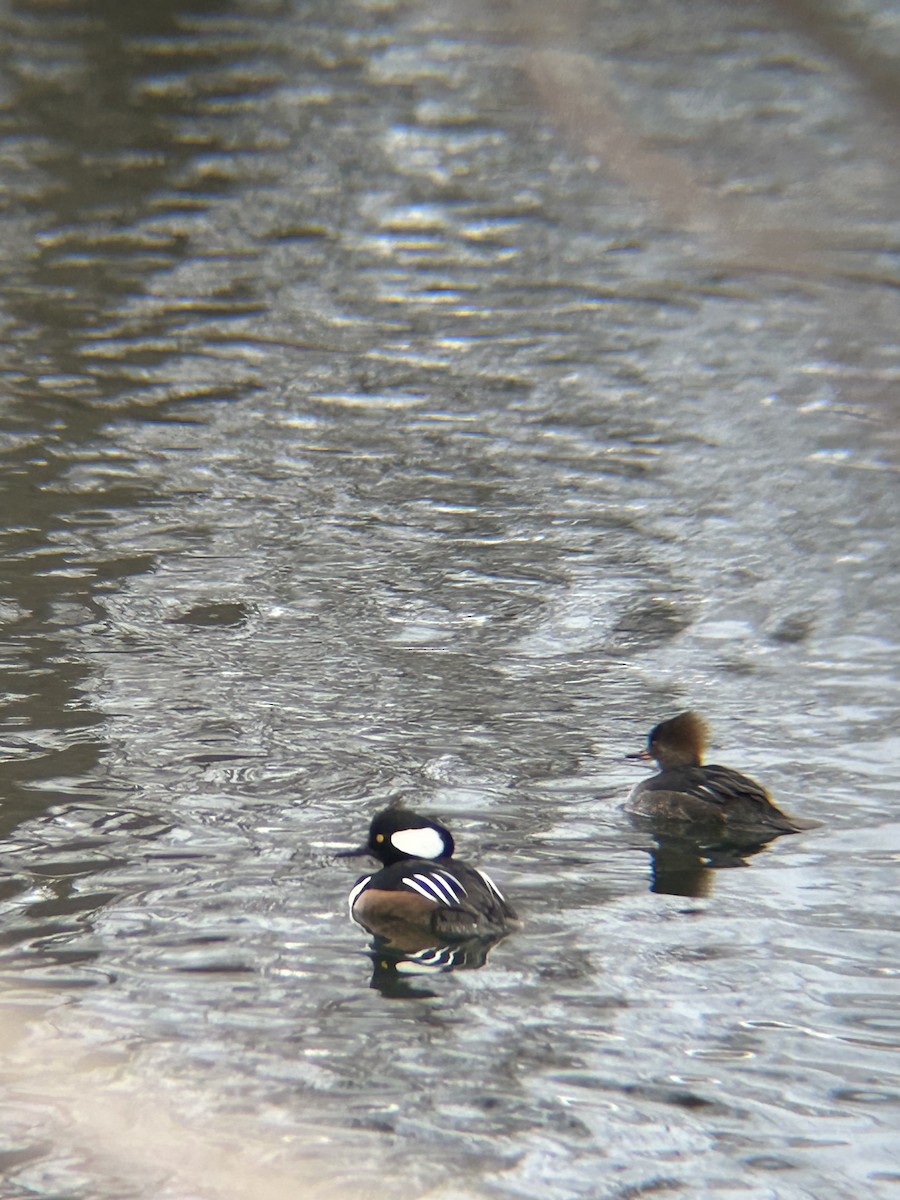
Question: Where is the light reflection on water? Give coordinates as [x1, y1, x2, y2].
[0, 0, 899, 1197]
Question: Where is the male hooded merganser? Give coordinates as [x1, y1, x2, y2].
[337, 807, 518, 939]
[625, 711, 812, 832]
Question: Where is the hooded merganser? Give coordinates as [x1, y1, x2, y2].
[625, 711, 812, 832]
[337, 807, 519, 939]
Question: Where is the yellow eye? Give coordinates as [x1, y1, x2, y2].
[376, 833, 384, 843]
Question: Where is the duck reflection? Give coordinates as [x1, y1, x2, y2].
[364, 927, 507, 999]
[630, 816, 788, 898]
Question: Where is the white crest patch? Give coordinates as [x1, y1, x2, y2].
[391, 826, 445, 859]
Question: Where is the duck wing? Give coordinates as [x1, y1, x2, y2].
[386, 861, 517, 938]
[687, 764, 800, 831]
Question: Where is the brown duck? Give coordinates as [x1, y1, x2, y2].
[626, 711, 813, 832]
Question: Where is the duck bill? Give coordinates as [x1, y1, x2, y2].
[624, 749, 652, 761]
[335, 844, 371, 858]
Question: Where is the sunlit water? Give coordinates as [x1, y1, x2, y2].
[0, 1, 898, 1198]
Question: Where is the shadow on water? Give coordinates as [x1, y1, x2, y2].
[626, 814, 791, 898]
[0, 1, 286, 1004]
[0, 0, 277, 833]
[364, 931, 510, 999]
[3, 0, 269, 408]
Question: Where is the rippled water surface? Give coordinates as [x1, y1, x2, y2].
[1, 1, 899, 1197]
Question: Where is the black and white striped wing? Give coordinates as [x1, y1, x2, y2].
[399, 867, 468, 907]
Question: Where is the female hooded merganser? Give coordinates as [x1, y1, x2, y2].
[625, 711, 811, 832]
[337, 807, 518, 939]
